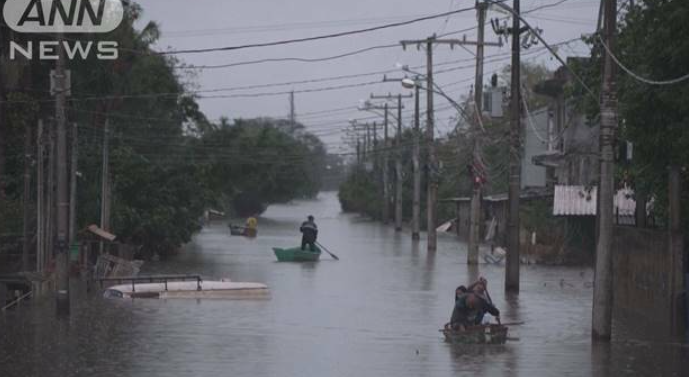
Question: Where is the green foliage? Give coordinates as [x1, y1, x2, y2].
[338, 167, 381, 219]
[617, 0, 689, 230]
[195, 118, 328, 216]
[0, 3, 334, 259]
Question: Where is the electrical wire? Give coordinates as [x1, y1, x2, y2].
[597, 35, 689, 86]
[157, 6, 478, 55]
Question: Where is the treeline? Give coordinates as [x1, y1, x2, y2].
[0, 3, 337, 260]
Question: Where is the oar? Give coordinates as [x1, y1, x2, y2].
[315, 241, 340, 261]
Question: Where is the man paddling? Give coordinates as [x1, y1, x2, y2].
[300, 215, 318, 251]
[449, 278, 501, 330]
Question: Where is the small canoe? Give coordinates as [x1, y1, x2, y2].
[441, 324, 509, 345]
[273, 246, 321, 262]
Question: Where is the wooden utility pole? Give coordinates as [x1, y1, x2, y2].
[468, 1, 489, 265]
[36, 120, 44, 273]
[22, 121, 32, 272]
[383, 103, 390, 224]
[369, 93, 411, 230]
[54, 36, 70, 316]
[69, 123, 77, 244]
[592, 0, 618, 341]
[100, 119, 111, 254]
[505, 0, 523, 293]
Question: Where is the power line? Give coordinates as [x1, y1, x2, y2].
[597, 35, 689, 86]
[157, 6, 478, 55]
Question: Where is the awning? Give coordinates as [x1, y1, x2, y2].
[86, 225, 117, 242]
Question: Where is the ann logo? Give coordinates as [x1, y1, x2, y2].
[4, 0, 124, 33]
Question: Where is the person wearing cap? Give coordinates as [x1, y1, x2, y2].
[300, 215, 318, 251]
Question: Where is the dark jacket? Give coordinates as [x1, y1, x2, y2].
[450, 293, 500, 327]
[300, 220, 318, 241]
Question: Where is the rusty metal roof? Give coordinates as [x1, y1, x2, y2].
[553, 185, 636, 216]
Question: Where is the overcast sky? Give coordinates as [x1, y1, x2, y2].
[134, 0, 600, 151]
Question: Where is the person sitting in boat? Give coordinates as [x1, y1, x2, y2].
[449, 281, 500, 330]
[454, 285, 468, 302]
[300, 215, 318, 251]
[469, 282, 501, 325]
[244, 215, 258, 237]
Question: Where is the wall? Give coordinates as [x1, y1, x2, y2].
[613, 226, 685, 340]
[522, 109, 548, 188]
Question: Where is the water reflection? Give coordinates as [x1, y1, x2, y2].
[1, 192, 687, 377]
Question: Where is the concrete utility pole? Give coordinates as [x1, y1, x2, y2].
[468, 1, 489, 265]
[54, 36, 70, 316]
[505, 0, 523, 293]
[36, 120, 45, 273]
[369, 93, 411, 230]
[69, 123, 78, 245]
[372, 122, 378, 170]
[592, 0, 618, 341]
[383, 103, 390, 224]
[46, 124, 55, 267]
[412, 84, 421, 240]
[396, 94, 403, 231]
[22, 121, 32, 272]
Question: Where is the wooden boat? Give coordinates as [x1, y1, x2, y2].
[272, 246, 321, 262]
[441, 324, 509, 345]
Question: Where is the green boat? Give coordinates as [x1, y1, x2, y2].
[272, 246, 321, 262]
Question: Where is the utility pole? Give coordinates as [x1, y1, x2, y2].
[356, 137, 361, 165]
[395, 94, 403, 231]
[100, 119, 111, 254]
[369, 93, 411, 230]
[413, 84, 421, 240]
[53, 36, 70, 316]
[69, 123, 78, 244]
[592, 0, 618, 341]
[382, 75, 421, 240]
[505, 0, 523, 293]
[289, 90, 296, 127]
[46, 122, 55, 273]
[383, 103, 390, 224]
[22, 120, 32, 272]
[401, 35, 487, 251]
[372, 122, 378, 171]
[468, 1, 489, 265]
[36, 120, 44, 273]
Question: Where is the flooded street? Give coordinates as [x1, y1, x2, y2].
[1, 192, 687, 376]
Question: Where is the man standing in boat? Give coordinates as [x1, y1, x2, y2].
[300, 215, 318, 251]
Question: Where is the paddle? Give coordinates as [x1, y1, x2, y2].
[315, 241, 340, 261]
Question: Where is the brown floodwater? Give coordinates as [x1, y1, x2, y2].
[1, 192, 687, 376]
